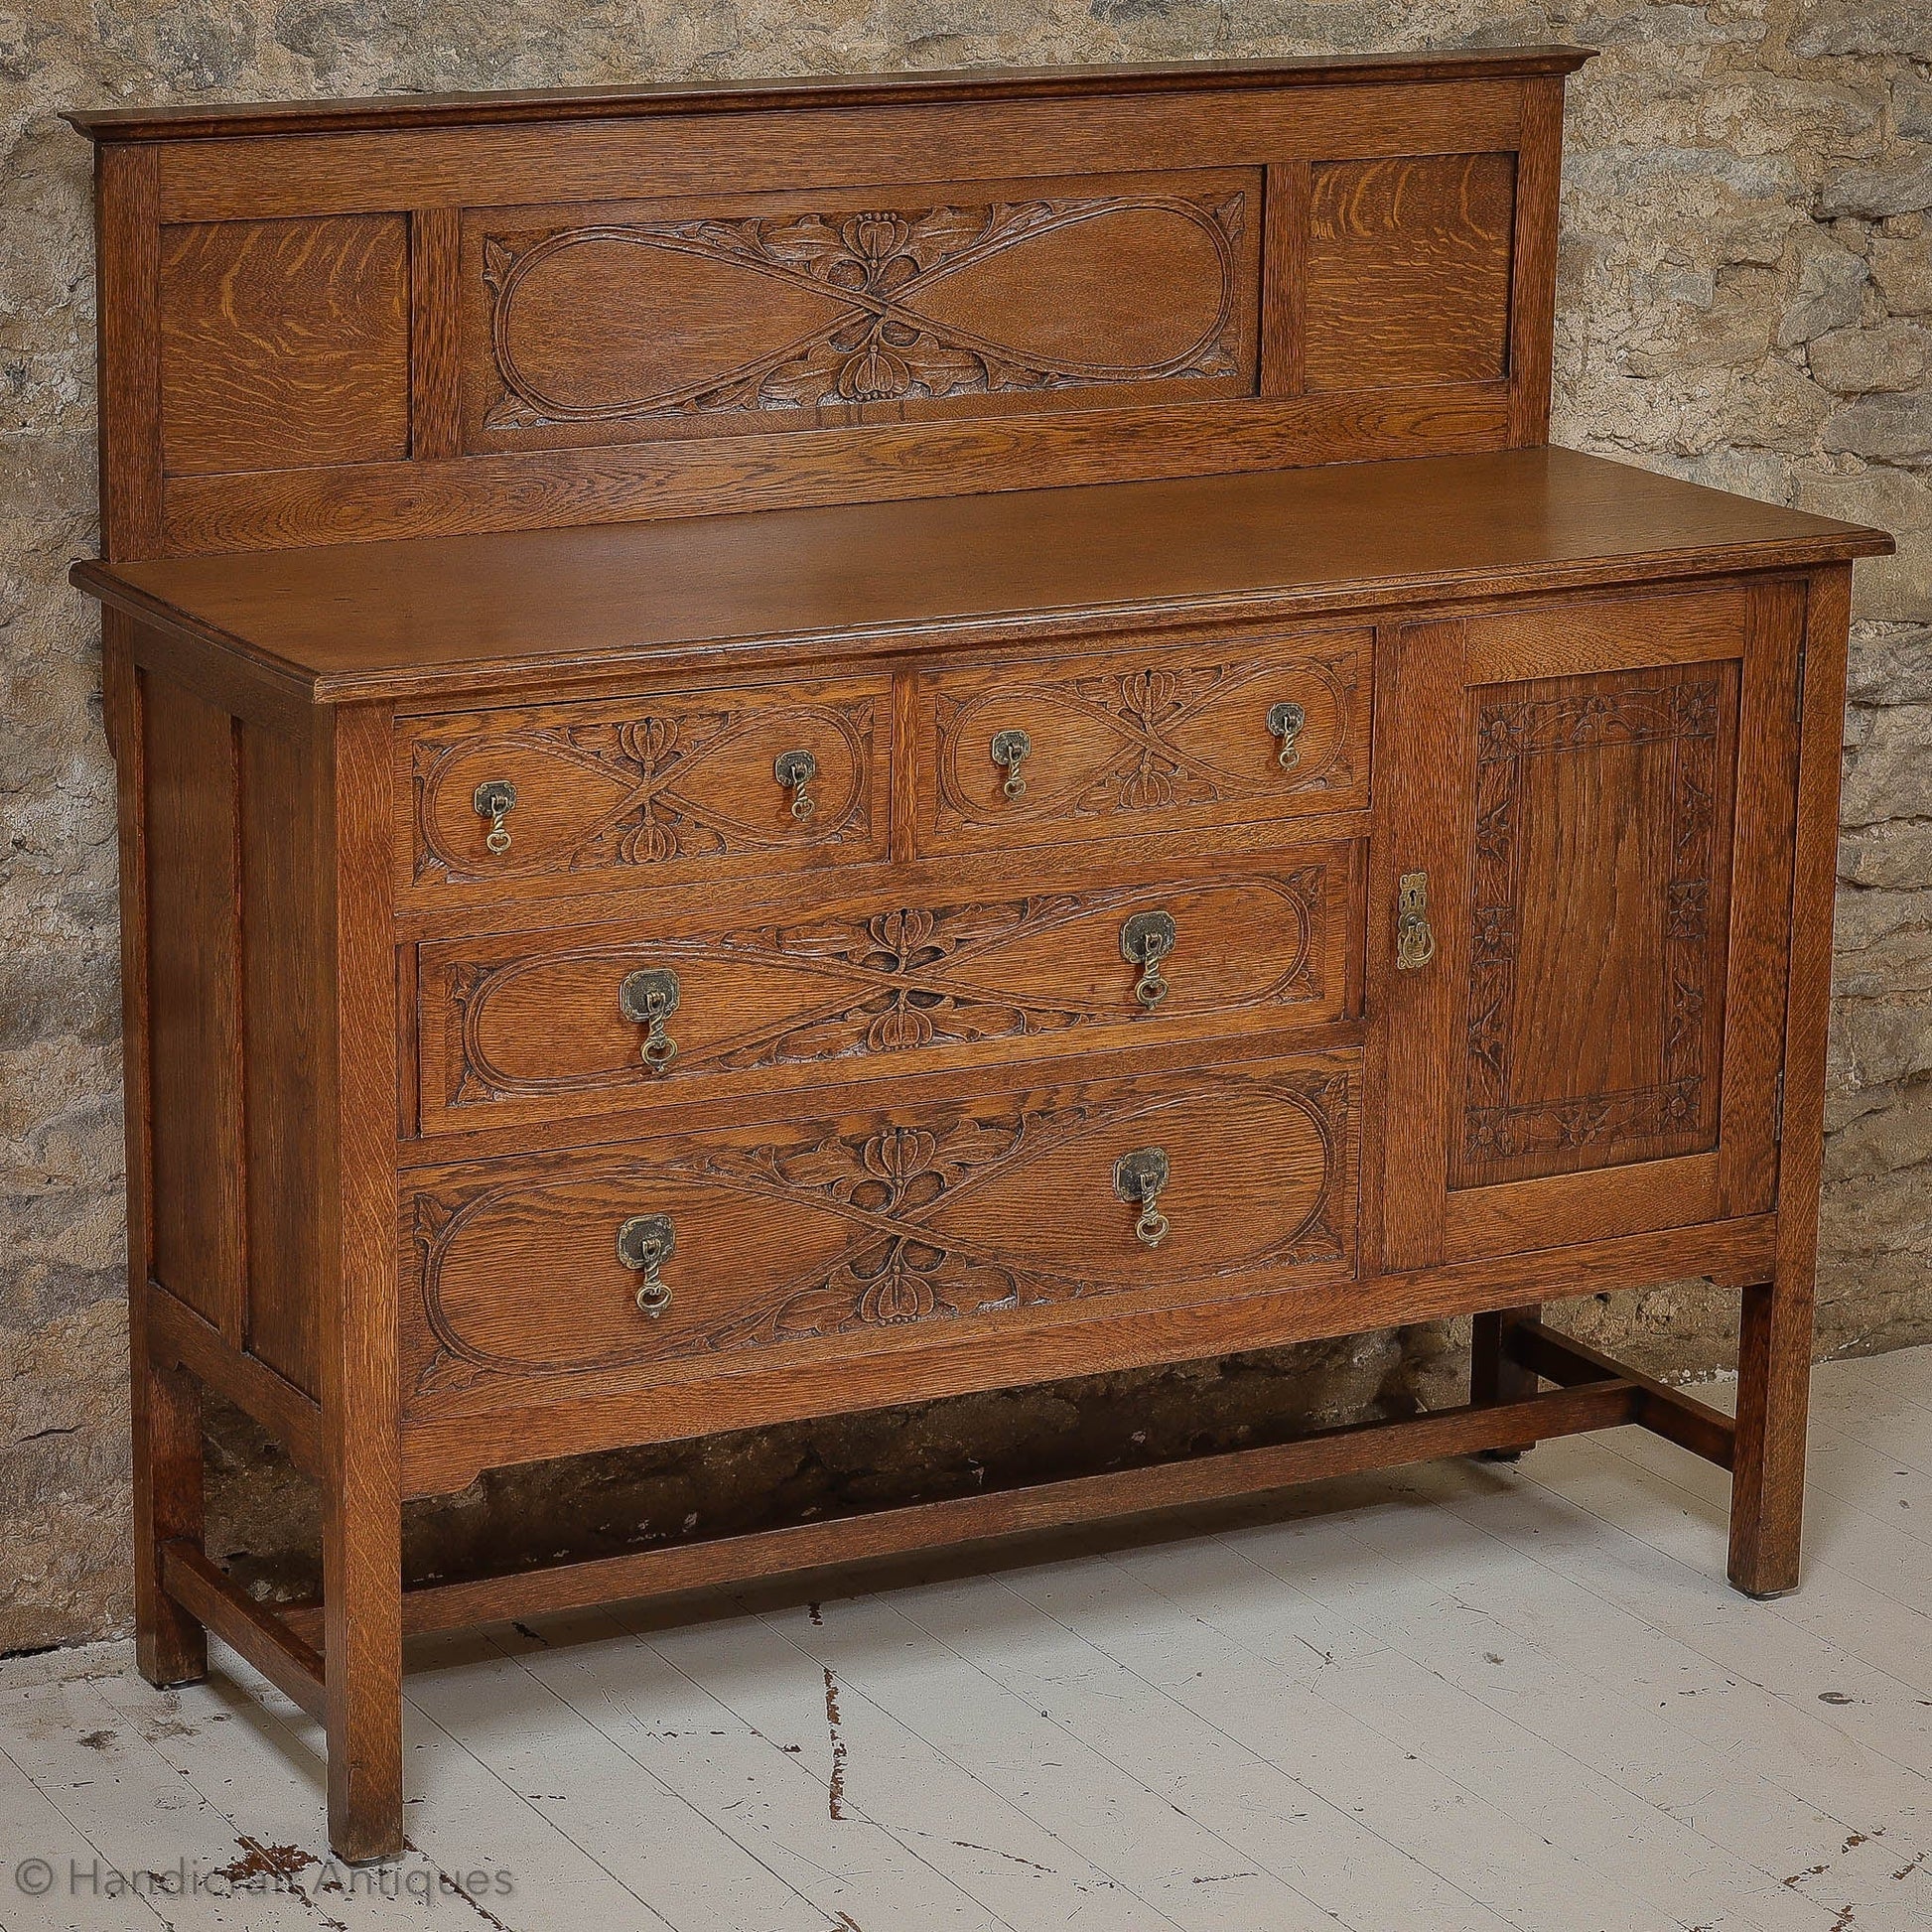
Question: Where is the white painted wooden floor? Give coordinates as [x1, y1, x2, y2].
[4, 1345, 1930, 1932]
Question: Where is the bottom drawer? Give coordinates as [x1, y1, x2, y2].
[402, 1049, 1360, 1418]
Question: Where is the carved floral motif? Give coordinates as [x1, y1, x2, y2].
[438, 871, 1325, 1107]
[482, 193, 1246, 429]
[1459, 672, 1728, 1175]
[407, 1069, 1352, 1398]
[411, 696, 876, 884]
[933, 652, 1359, 832]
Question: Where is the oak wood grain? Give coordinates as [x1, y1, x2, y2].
[1503, 1318, 1736, 1468]
[1505, 76, 1566, 446]
[148, 1286, 325, 1479]
[1258, 161, 1310, 397]
[459, 170, 1261, 455]
[158, 214, 410, 475]
[73, 452, 1890, 706]
[1380, 583, 1793, 1267]
[408, 207, 463, 461]
[94, 147, 162, 558]
[148, 387, 1516, 555]
[144, 83, 1533, 224]
[75, 53, 1892, 1867]
[143, 673, 246, 1342]
[160, 1540, 326, 1722]
[239, 718, 323, 1397]
[1305, 151, 1516, 391]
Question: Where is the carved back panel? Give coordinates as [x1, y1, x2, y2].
[71, 50, 1586, 559]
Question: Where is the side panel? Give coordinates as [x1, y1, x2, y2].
[143, 673, 246, 1338]
[131, 624, 330, 1402]
[239, 720, 325, 1395]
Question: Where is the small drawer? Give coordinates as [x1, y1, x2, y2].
[395, 673, 891, 904]
[401, 1050, 1361, 1417]
[913, 626, 1370, 857]
[413, 846, 1359, 1137]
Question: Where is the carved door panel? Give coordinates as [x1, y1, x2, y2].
[1378, 584, 1803, 1269]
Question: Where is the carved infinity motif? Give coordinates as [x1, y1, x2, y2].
[484, 197, 1242, 425]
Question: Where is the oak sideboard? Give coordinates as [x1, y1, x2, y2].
[68, 47, 1892, 1861]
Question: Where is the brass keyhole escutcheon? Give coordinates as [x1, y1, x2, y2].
[774, 749, 817, 821]
[618, 1213, 676, 1315]
[1267, 701, 1307, 773]
[1114, 1145, 1171, 1250]
[1120, 908, 1177, 1010]
[1396, 870, 1438, 972]
[991, 728, 1031, 800]
[473, 779, 517, 856]
[619, 967, 681, 1074]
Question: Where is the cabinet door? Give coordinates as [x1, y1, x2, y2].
[1379, 583, 1803, 1268]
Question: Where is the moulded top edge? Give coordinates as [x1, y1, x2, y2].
[61, 46, 1597, 143]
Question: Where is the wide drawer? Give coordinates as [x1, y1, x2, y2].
[395, 672, 891, 904]
[401, 1050, 1361, 1417]
[412, 845, 1359, 1136]
[912, 625, 1370, 856]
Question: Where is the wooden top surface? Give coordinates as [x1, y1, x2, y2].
[64, 47, 1592, 141]
[73, 449, 1892, 705]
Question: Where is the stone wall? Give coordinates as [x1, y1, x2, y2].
[3, 1, 1929, 1651]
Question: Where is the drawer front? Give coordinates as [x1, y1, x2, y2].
[914, 627, 1370, 856]
[397, 673, 890, 902]
[414, 846, 1359, 1136]
[402, 1052, 1360, 1416]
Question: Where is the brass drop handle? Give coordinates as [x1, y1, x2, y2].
[991, 728, 1031, 800]
[618, 1212, 675, 1316]
[774, 748, 817, 820]
[1120, 909, 1177, 1010]
[1114, 1146, 1171, 1250]
[1267, 701, 1308, 773]
[1396, 870, 1438, 972]
[618, 967, 680, 1073]
[473, 779, 517, 855]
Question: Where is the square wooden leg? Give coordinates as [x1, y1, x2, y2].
[323, 1477, 404, 1863]
[1471, 1304, 1542, 1460]
[1727, 1272, 1813, 1598]
[131, 1306, 207, 1690]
